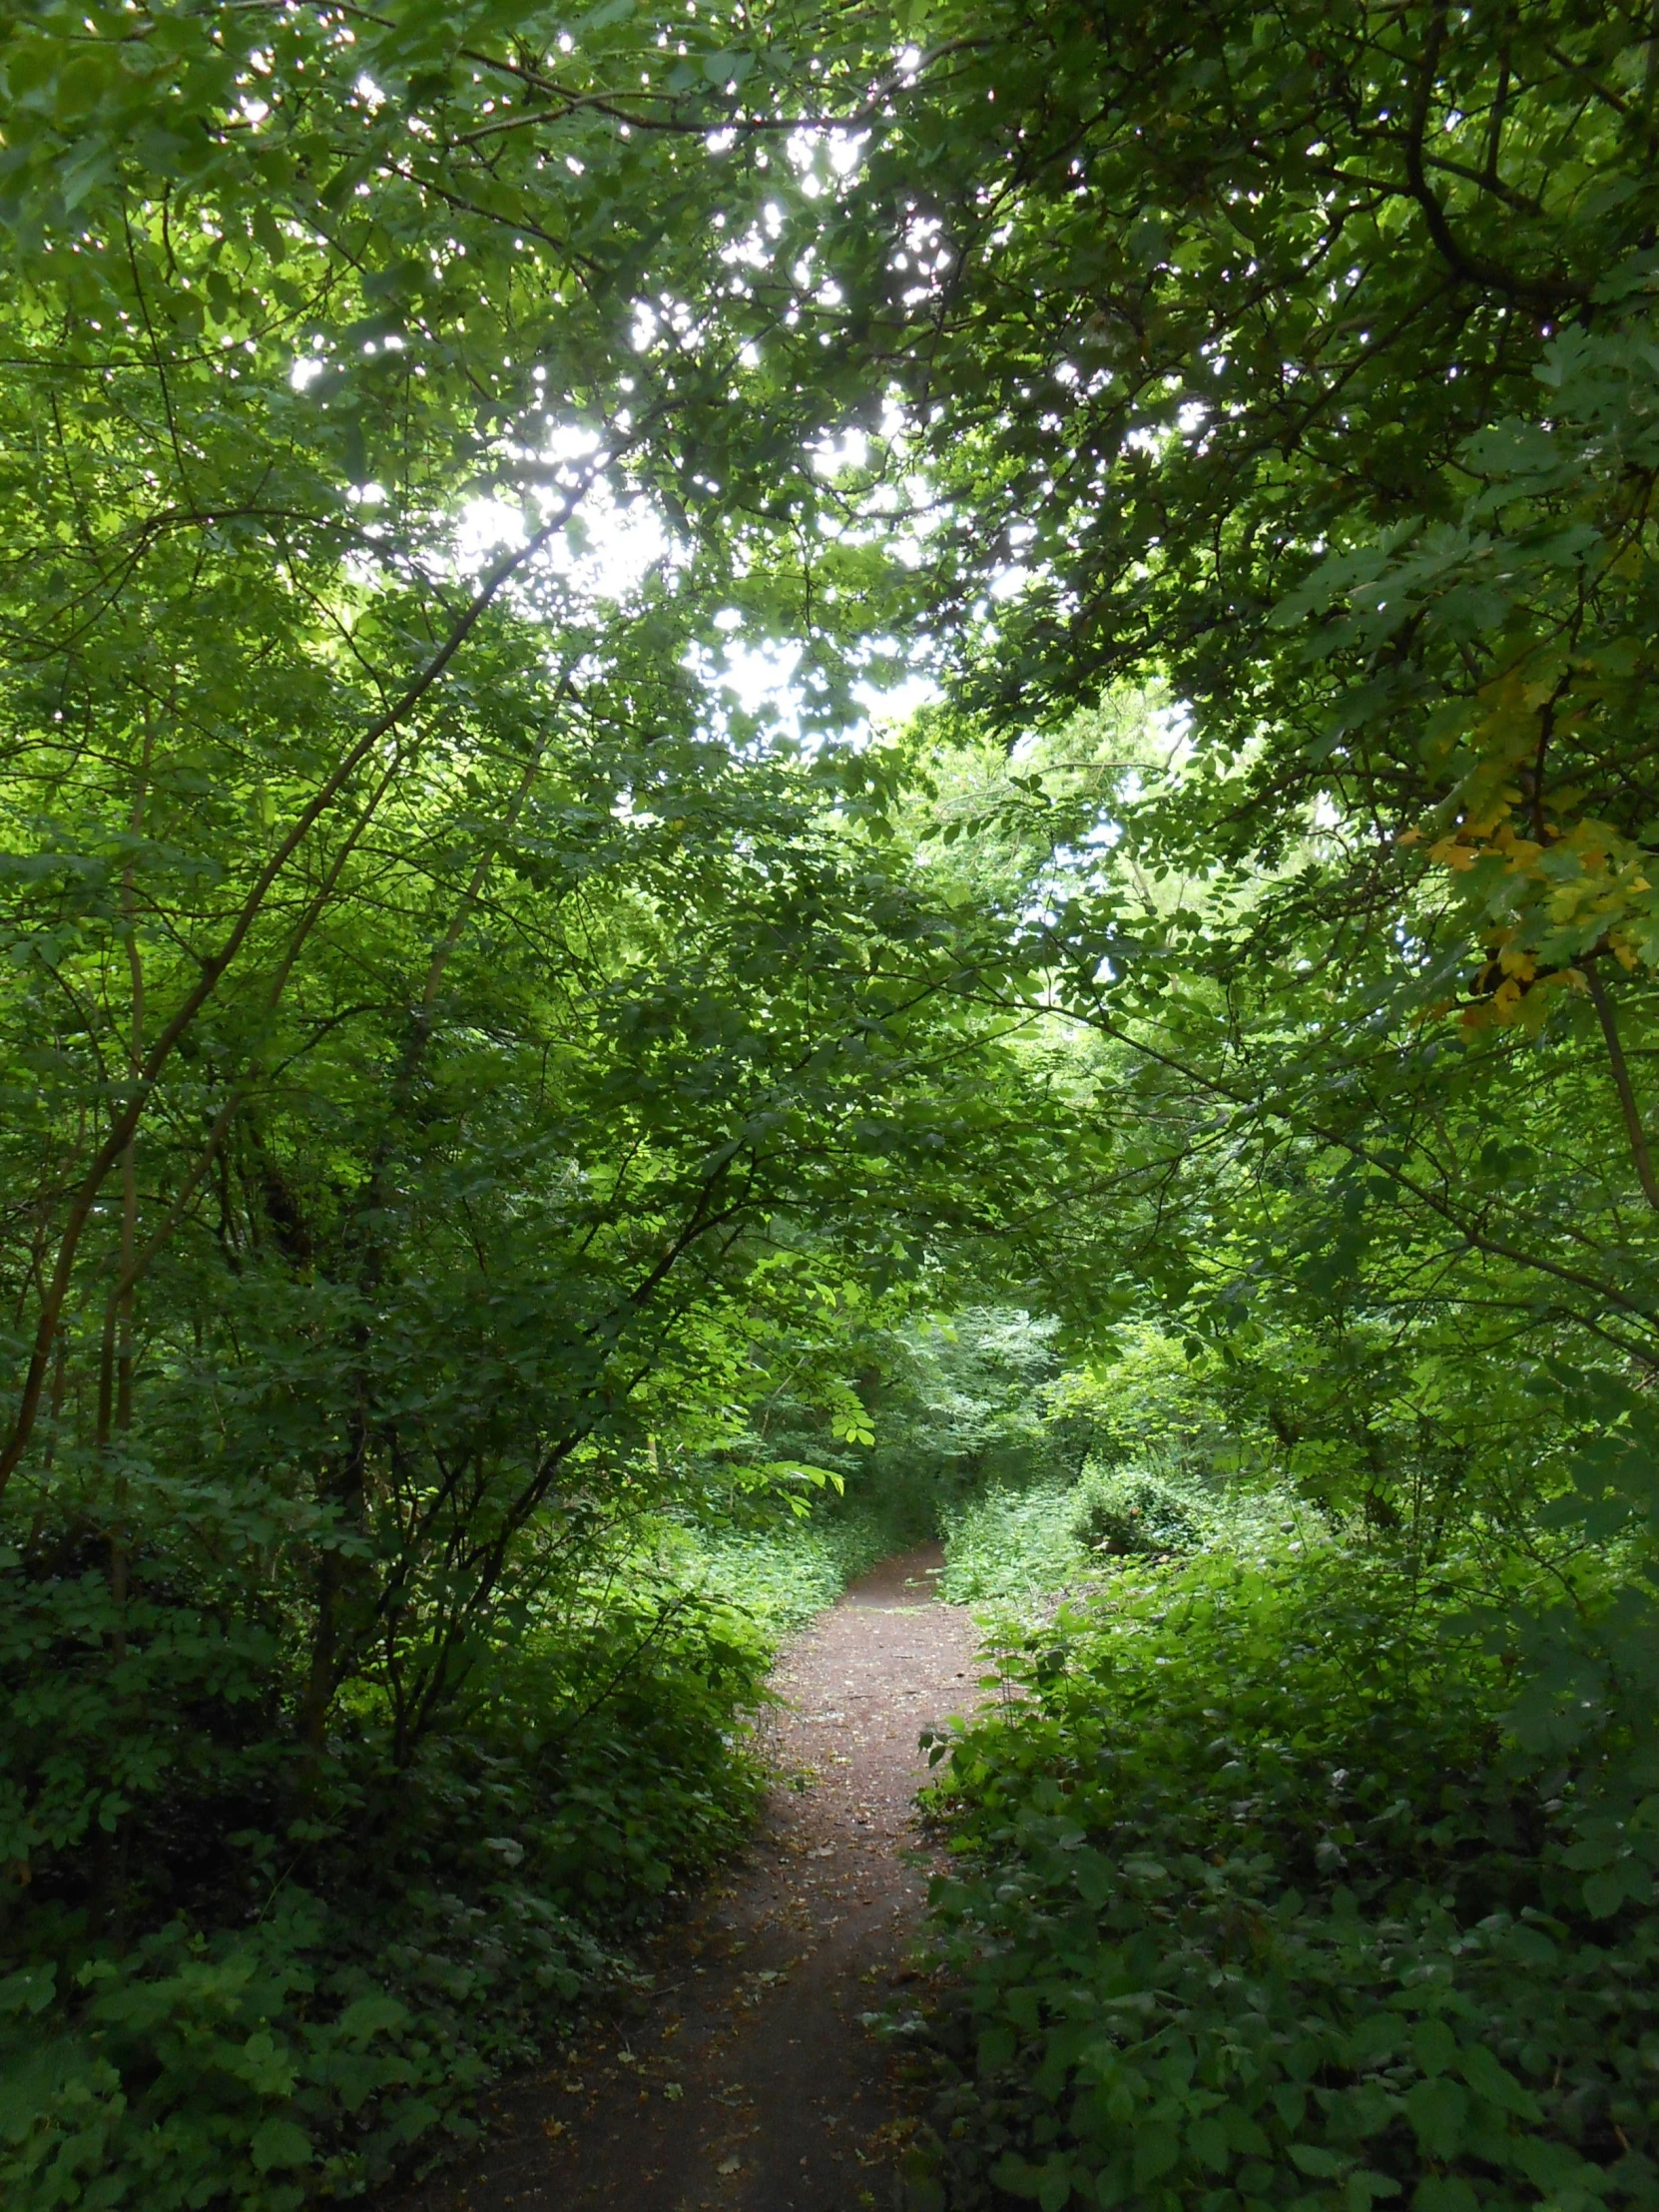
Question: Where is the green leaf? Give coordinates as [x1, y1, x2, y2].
[1290, 2143, 1350, 2178]
[250, 2116, 313, 2173]
[1404, 2076, 1467, 2160]
[1131, 2123, 1180, 2187]
[1456, 2041, 1538, 2121]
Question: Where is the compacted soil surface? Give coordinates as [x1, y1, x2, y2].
[388, 1545, 981, 2212]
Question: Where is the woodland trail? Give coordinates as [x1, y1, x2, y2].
[388, 1545, 983, 2212]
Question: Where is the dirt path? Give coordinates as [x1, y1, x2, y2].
[390, 1545, 979, 2212]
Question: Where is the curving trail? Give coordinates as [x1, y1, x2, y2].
[390, 1545, 980, 2212]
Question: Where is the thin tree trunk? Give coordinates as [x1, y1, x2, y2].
[1586, 962, 1659, 1214]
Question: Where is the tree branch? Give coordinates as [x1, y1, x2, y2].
[1585, 963, 1659, 1214]
[0, 469, 602, 1495]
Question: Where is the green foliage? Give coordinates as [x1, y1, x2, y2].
[1069, 1465, 1201, 1560]
[872, 1313, 1074, 1492]
[939, 1483, 1095, 1608]
[0, 11, 1054, 2202]
[0, 1578, 770, 2208]
[913, 1545, 1659, 2211]
[859, 0, 1659, 1020]
[938, 1465, 1272, 1606]
[6, 5, 1659, 2207]
[934, 1331, 1287, 1604]
[761, 1307, 1077, 1523]
[670, 1502, 909, 1638]
[1049, 1335, 1230, 1489]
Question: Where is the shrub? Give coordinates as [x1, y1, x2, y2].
[938, 1466, 1277, 1604]
[907, 1543, 1659, 2211]
[937, 1482, 1093, 1605]
[1069, 1464, 1201, 1558]
[0, 1578, 771, 2209]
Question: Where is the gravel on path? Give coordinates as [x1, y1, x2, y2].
[385, 1544, 982, 2212]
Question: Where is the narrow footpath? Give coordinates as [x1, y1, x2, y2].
[390, 1546, 980, 2212]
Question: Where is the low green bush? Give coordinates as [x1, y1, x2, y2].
[908, 1543, 1659, 2211]
[938, 1467, 1278, 1604]
[673, 1502, 909, 1635]
[938, 1481, 1093, 1605]
[1069, 1465, 1202, 1559]
[0, 1579, 770, 2209]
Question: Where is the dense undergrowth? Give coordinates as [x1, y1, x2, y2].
[939, 1463, 1289, 1607]
[0, 1472, 932, 2210]
[685, 1503, 911, 1636]
[910, 1533, 1659, 2212]
[0, 1556, 773, 2210]
[0, 1290, 1040, 2210]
